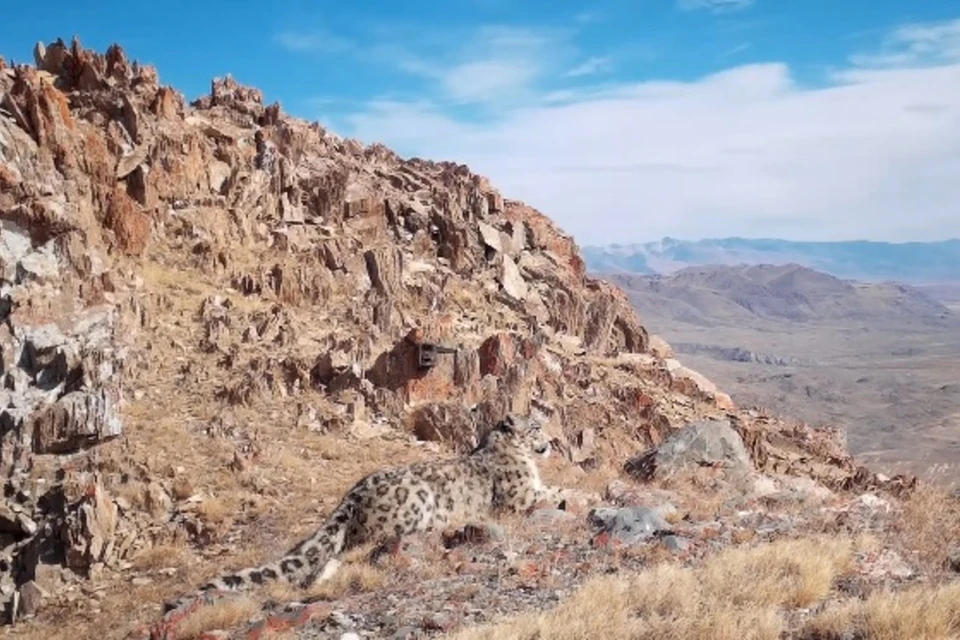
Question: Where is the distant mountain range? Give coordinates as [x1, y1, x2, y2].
[582, 238, 960, 284]
[607, 264, 953, 328]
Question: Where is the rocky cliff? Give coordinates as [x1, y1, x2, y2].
[0, 38, 919, 638]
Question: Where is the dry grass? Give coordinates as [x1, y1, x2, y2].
[132, 543, 190, 571]
[112, 481, 150, 511]
[261, 543, 388, 604]
[546, 457, 620, 496]
[193, 495, 238, 525]
[894, 483, 960, 571]
[449, 536, 858, 640]
[304, 562, 388, 599]
[802, 581, 960, 640]
[174, 595, 259, 639]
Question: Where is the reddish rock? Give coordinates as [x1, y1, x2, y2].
[478, 333, 518, 377]
[105, 186, 151, 254]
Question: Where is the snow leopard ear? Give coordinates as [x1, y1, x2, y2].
[496, 415, 516, 434]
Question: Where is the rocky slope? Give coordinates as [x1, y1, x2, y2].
[0, 39, 934, 639]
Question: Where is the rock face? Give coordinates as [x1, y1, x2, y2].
[11, 307, 125, 456]
[0, 37, 910, 629]
[625, 418, 752, 481]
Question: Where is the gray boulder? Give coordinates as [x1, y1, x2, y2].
[589, 504, 675, 545]
[625, 418, 752, 481]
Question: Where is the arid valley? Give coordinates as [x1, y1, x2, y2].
[607, 266, 960, 485]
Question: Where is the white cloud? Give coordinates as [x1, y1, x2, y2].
[429, 26, 571, 104]
[850, 18, 960, 68]
[339, 19, 960, 246]
[565, 56, 613, 77]
[281, 24, 574, 108]
[677, 0, 755, 14]
[442, 60, 540, 102]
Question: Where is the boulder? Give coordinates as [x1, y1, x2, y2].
[589, 504, 675, 545]
[16, 580, 45, 618]
[30, 390, 122, 454]
[499, 255, 528, 301]
[625, 418, 753, 481]
[477, 222, 502, 254]
[63, 482, 118, 574]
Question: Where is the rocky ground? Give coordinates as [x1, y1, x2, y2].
[0, 38, 956, 640]
[141, 420, 955, 640]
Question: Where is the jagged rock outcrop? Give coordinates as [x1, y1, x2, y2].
[0, 37, 912, 632]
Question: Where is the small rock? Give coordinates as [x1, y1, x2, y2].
[648, 335, 674, 359]
[131, 576, 153, 586]
[33, 563, 64, 593]
[570, 427, 596, 465]
[423, 610, 460, 631]
[329, 610, 353, 628]
[604, 480, 632, 502]
[589, 505, 673, 545]
[16, 513, 38, 536]
[661, 535, 691, 553]
[144, 482, 173, 516]
[171, 477, 194, 501]
[477, 222, 502, 254]
[340, 634, 362, 640]
[18, 581, 46, 617]
[860, 549, 915, 581]
[771, 475, 835, 504]
[856, 493, 891, 513]
[946, 547, 960, 573]
[748, 475, 780, 497]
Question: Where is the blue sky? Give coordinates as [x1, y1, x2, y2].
[2, 1, 960, 245]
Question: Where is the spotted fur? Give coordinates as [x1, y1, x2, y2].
[166, 414, 561, 610]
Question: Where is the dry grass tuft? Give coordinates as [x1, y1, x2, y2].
[802, 581, 960, 640]
[175, 595, 259, 639]
[132, 543, 189, 571]
[193, 495, 238, 525]
[894, 483, 960, 571]
[450, 536, 857, 640]
[697, 536, 855, 608]
[800, 600, 862, 639]
[112, 481, 150, 511]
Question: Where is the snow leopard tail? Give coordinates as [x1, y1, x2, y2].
[164, 494, 358, 612]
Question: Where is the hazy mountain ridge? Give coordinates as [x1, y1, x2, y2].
[583, 237, 960, 284]
[606, 263, 953, 327]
